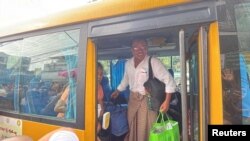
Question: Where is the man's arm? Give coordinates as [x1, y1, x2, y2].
[111, 63, 129, 99]
[160, 92, 172, 113]
[152, 57, 176, 112]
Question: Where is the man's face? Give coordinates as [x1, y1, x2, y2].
[131, 40, 148, 61]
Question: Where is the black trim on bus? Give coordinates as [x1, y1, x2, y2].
[76, 23, 88, 129]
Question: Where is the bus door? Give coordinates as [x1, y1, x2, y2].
[179, 26, 208, 141]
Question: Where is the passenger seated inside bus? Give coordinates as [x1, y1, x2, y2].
[52, 68, 77, 119]
[41, 82, 65, 116]
[35, 82, 70, 118]
[18, 66, 77, 119]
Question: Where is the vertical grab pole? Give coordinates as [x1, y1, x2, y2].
[179, 29, 188, 141]
[199, 26, 208, 141]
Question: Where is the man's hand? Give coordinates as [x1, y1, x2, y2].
[160, 100, 170, 113]
[160, 93, 171, 113]
[111, 90, 120, 99]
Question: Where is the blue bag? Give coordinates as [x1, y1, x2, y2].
[105, 102, 128, 136]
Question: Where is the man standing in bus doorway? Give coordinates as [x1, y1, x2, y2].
[111, 38, 176, 141]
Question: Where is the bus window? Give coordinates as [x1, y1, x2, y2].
[0, 29, 80, 122]
[218, 0, 250, 125]
[158, 56, 181, 89]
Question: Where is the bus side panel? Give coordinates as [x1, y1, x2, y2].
[22, 121, 85, 140]
[208, 22, 223, 124]
[84, 39, 96, 141]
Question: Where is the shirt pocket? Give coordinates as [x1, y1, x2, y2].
[137, 68, 148, 83]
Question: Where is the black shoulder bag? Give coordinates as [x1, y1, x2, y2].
[143, 56, 165, 111]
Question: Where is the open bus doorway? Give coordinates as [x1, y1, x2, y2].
[94, 23, 209, 141]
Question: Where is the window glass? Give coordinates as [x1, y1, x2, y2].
[158, 56, 171, 69]
[218, 0, 250, 124]
[0, 29, 80, 121]
[158, 56, 181, 86]
[172, 56, 181, 86]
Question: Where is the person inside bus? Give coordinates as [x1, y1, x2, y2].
[111, 38, 176, 141]
[97, 62, 105, 141]
[222, 68, 242, 124]
[41, 82, 64, 116]
[54, 84, 70, 118]
[54, 68, 77, 119]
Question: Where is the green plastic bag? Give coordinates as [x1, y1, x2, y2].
[149, 112, 180, 141]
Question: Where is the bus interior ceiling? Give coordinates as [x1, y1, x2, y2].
[96, 25, 200, 60]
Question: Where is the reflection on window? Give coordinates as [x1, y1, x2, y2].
[0, 29, 79, 121]
[218, 0, 250, 125]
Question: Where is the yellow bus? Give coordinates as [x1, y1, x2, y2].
[0, 0, 249, 140]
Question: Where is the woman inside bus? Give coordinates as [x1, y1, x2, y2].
[54, 68, 77, 119]
[54, 83, 71, 118]
[97, 62, 105, 141]
[40, 82, 64, 116]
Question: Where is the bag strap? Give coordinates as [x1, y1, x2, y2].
[155, 112, 172, 123]
[155, 112, 165, 123]
[148, 56, 153, 79]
